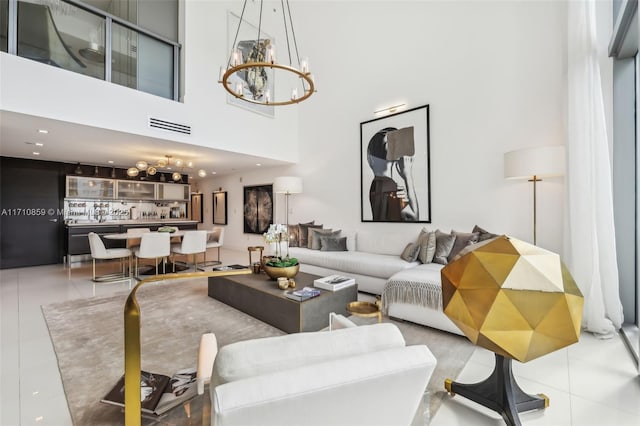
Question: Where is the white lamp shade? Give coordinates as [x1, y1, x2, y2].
[273, 176, 303, 194]
[504, 145, 565, 179]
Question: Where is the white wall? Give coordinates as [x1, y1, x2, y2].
[197, 0, 569, 254]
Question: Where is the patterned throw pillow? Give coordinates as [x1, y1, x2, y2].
[417, 228, 436, 264]
[309, 229, 341, 250]
[400, 243, 420, 262]
[299, 223, 322, 248]
[433, 230, 456, 265]
[447, 230, 480, 262]
[289, 221, 314, 248]
[320, 236, 348, 251]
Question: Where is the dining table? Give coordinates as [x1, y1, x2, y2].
[103, 230, 213, 275]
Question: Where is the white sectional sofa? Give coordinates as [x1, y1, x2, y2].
[289, 230, 463, 335]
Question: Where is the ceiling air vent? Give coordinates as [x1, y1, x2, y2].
[148, 117, 191, 135]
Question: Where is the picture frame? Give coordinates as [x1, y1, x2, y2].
[226, 11, 275, 118]
[213, 191, 227, 225]
[243, 184, 273, 234]
[360, 104, 431, 223]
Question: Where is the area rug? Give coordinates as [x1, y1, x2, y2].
[42, 278, 475, 425]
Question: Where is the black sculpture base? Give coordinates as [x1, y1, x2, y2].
[444, 353, 549, 426]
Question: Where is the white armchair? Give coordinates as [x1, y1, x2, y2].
[209, 323, 437, 426]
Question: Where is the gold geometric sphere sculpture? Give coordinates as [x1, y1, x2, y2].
[441, 235, 583, 363]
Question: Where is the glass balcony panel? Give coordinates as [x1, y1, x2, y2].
[1, 0, 8, 53]
[16, 0, 105, 79]
[111, 21, 173, 99]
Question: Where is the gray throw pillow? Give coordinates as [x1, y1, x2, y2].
[472, 225, 499, 242]
[309, 229, 340, 250]
[400, 243, 420, 262]
[288, 221, 314, 248]
[433, 230, 456, 265]
[417, 228, 436, 263]
[320, 236, 348, 251]
[447, 230, 480, 262]
[299, 223, 322, 248]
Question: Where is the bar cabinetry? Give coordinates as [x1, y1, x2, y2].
[116, 181, 156, 200]
[158, 183, 190, 201]
[66, 176, 115, 199]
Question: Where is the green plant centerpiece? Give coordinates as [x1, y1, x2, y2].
[262, 224, 300, 280]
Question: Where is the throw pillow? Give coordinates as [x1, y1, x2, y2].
[433, 230, 456, 265]
[288, 221, 314, 247]
[320, 236, 348, 251]
[400, 243, 420, 262]
[298, 223, 322, 248]
[417, 228, 436, 263]
[472, 225, 499, 242]
[309, 229, 341, 250]
[447, 230, 480, 262]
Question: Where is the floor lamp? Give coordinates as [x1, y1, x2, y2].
[273, 176, 303, 258]
[504, 145, 565, 245]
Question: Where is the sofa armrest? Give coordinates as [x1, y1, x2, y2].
[211, 345, 437, 426]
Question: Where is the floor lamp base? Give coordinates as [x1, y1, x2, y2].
[444, 353, 549, 426]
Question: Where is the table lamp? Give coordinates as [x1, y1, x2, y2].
[273, 176, 303, 257]
[441, 235, 583, 426]
[504, 145, 565, 245]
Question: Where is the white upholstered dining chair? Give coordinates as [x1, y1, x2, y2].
[87, 232, 132, 282]
[202, 227, 224, 267]
[126, 227, 150, 250]
[134, 232, 170, 276]
[171, 230, 207, 272]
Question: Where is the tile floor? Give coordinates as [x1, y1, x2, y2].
[1, 248, 639, 425]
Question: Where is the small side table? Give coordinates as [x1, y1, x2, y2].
[347, 300, 382, 323]
[247, 246, 264, 273]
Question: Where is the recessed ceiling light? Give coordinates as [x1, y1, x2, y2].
[256, 163, 262, 166]
[107, 160, 114, 164]
[211, 171, 217, 175]
[38, 129, 48, 134]
[33, 151, 40, 155]
[35, 142, 44, 147]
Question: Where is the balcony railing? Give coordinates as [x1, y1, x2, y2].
[0, 0, 180, 101]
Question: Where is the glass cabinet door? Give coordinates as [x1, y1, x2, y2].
[66, 176, 115, 199]
[116, 181, 156, 200]
[158, 183, 190, 200]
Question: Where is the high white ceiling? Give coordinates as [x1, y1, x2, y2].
[0, 110, 289, 180]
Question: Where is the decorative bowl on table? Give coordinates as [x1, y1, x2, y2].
[158, 226, 177, 233]
[261, 257, 300, 280]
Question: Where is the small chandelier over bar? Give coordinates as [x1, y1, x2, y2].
[219, 0, 315, 106]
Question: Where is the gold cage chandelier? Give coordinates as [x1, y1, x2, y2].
[219, 0, 315, 106]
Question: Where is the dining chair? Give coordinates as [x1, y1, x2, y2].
[126, 227, 150, 250]
[202, 227, 225, 267]
[171, 230, 207, 272]
[87, 232, 132, 282]
[134, 232, 170, 276]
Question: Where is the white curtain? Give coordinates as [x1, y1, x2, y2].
[565, 0, 623, 338]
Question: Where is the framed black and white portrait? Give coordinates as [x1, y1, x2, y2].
[243, 184, 273, 234]
[360, 105, 431, 223]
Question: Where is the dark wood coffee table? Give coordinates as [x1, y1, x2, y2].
[208, 271, 357, 333]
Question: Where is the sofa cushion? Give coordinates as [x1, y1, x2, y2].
[288, 221, 314, 248]
[472, 224, 499, 242]
[211, 323, 405, 387]
[433, 230, 456, 265]
[320, 236, 348, 251]
[309, 228, 341, 249]
[447, 230, 480, 262]
[400, 243, 420, 262]
[289, 247, 418, 279]
[299, 223, 323, 248]
[417, 228, 436, 264]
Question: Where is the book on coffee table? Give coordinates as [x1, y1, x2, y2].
[314, 275, 356, 291]
[101, 367, 197, 416]
[285, 287, 321, 301]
